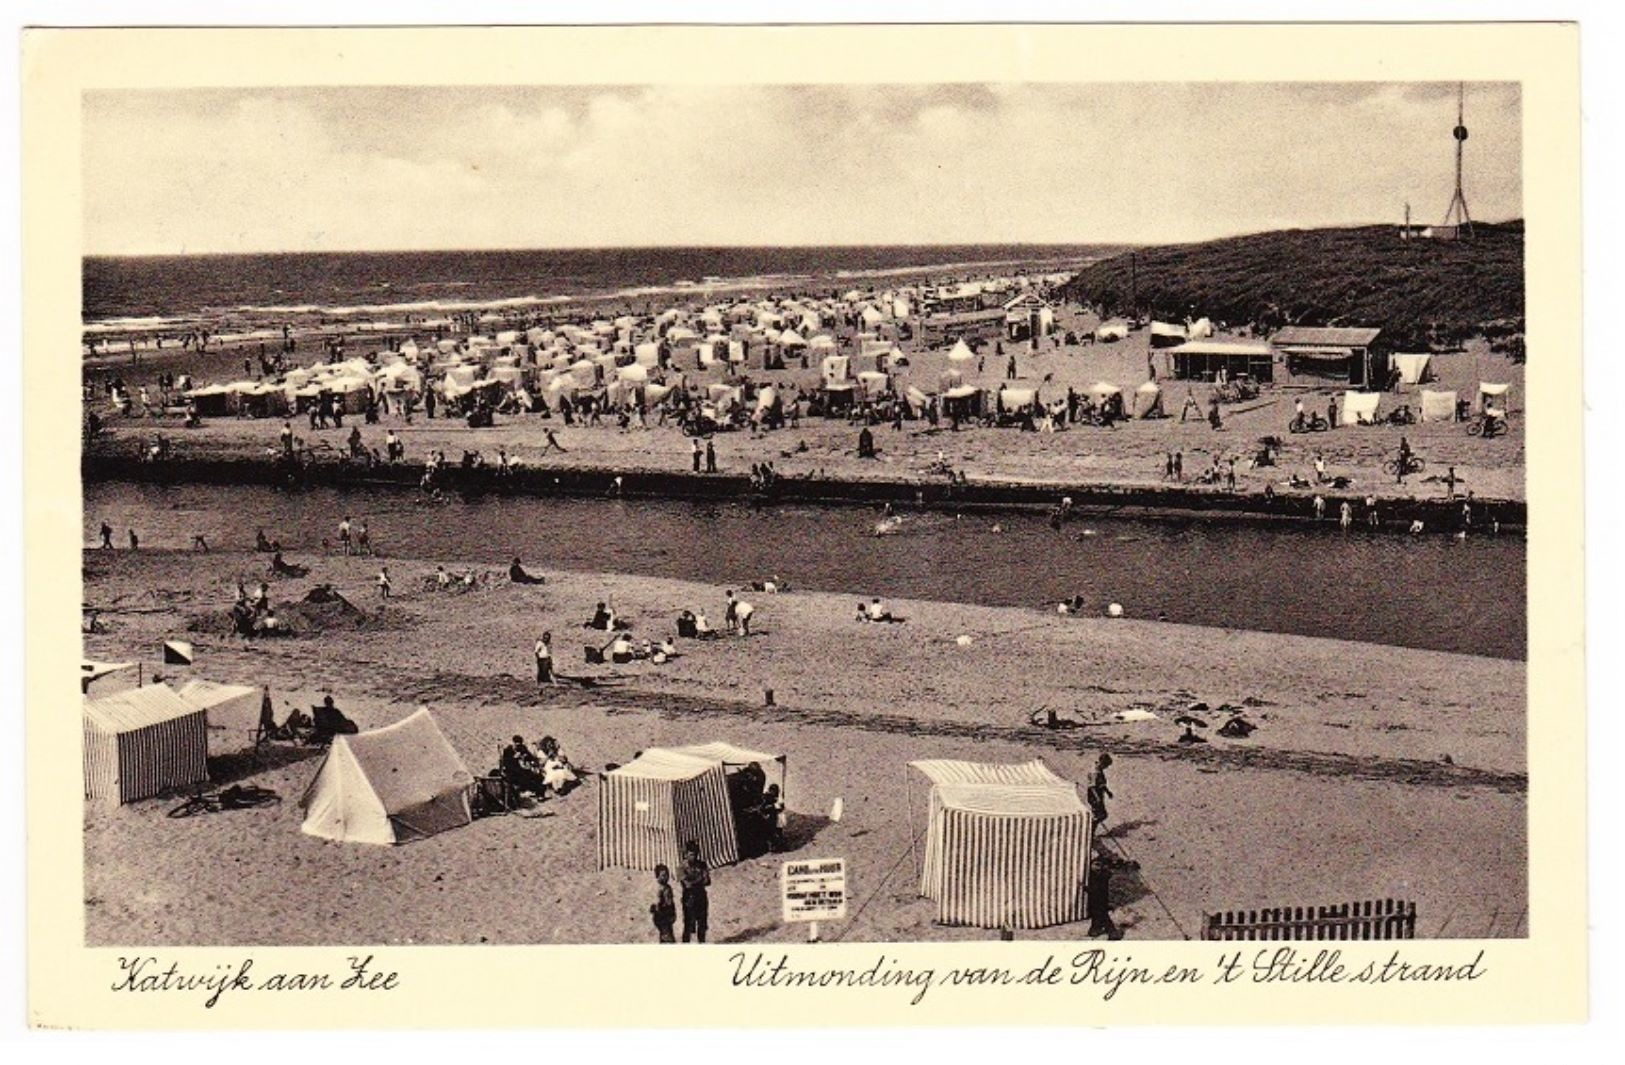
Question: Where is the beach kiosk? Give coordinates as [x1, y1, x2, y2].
[909, 759, 1093, 929]
[1271, 326, 1386, 387]
[598, 743, 785, 872]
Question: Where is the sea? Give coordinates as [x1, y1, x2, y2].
[81, 244, 1119, 333]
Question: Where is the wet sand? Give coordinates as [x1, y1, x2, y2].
[82, 547, 1526, 945]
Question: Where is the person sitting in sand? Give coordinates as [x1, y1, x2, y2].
[537, 736, 584, 795]
[509, 558, 544, 587]
[434, 565, 452, 591]
[586, 601, 616, 631]
[607, 632, 635, 664]
[309, 695, 359, 744]
[268, 550, 307, 578]
[865, 597, 899, 623]
[1058, 594, 1087, 615]
[693, 611, 718, 639]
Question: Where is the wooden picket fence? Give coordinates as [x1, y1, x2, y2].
[1201, 899, 1417, 941]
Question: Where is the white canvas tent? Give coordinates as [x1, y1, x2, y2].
[1420, 389, 1458, 423]
[1339, 390, 1383, 427]
[1132, 380, 1164, 418]
[910, 759, 1092, 929]
[84, 684, 209, 805]
[1391, 353, 1433, 386]
[1479, 382, 1512, 411]
[176, 679, 265, 758]
[1093, 321, 1130, 343]
[299, 709, 473, 845]
[947, 339, 975, 365]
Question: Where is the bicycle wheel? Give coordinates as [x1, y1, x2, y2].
[1467, 421, 1484, 437]
[1381, 460, 1399, 477]
[168, 795, 214, 818]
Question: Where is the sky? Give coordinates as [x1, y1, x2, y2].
[82, 82, 1523, 255]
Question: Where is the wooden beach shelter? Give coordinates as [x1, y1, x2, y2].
[83, 684, 209, 805]
[299, 709, 473, 845]
[909, 759, 1093, 929]
[598, 743, 785, 871]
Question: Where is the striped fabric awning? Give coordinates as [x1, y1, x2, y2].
[909, 758, 1070, 788]
[913, 760, 1092, 930]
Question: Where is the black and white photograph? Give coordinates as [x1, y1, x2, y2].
[70, 71, 1535, 950]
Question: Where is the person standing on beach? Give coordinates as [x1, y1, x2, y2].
[692, 438, 703, 472]
[534, 631, 556, 687]
[680, 841, 712, 943]
[1327, 395, 1338, 429]
[338, 516, 353, 556]
[1365, 495, 1379, 528]
[280, 422, 294, 455]
[651, 865, 678, 944]
[705, 439, 717, 474]
[99, 521, 114, 549]
[1006, 354, 1018, 381]
[1339, 501, 1353, 530]
[1313, 494, 1326, 520]
[127, 529, 139, 551]
[1445, 465, 1458, 500]
[1173, 450, 1183, 481]
[376, 566, 391, 600]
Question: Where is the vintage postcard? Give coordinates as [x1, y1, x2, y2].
[24, 23, 1584, 1027]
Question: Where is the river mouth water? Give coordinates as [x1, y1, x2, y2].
[84, 481, 1525, 660]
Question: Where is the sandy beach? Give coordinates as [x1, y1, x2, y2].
[84, 305, 1526, 509]
[82, 546, 1526, 946]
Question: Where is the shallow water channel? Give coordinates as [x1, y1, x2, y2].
[85, 481, 1525, 660]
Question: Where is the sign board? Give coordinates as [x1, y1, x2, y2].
[781, 858, 847, 923]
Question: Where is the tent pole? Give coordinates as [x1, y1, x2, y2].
[907, 771, 919, 890]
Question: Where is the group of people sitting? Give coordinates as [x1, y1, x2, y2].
[727, 762, 786, 858]
[231, 578, 286, 637]
[498, 734, 584, 802]
[590, 631, 679, 666]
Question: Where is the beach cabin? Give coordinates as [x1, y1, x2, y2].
[1003, 292, 1056, 342]
[1168, 339, 1277, 384]
[176, 679, 266, 759]
[598, 743, 785, 872]
[919, 309, 1006, 348]
[84, 684, 210, 806]
[910, 759, 1093, 929]
[1270, 326, 1387, 388]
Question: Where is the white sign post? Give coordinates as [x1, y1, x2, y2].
[781, 858, 847, 943]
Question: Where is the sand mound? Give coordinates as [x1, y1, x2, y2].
[187, 585, 405, 639]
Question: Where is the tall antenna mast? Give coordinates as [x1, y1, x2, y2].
[1442, 82, 1474, 237]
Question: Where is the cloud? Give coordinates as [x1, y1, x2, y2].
[82, 82, 1523, 254]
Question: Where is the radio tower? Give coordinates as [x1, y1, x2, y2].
[1442, 82, 1474, 237]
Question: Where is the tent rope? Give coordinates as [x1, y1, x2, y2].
[828, 830, 923, 943]
[1099, 834, 1191, 941]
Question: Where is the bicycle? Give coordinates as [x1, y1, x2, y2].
[1382, 455, 1426, 478]
[1466, 414, 1507, 438]
[167, 784, 281, 818]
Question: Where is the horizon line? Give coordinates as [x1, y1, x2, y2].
[81, 217, 1524, 260]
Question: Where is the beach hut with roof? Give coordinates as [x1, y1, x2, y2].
[909, 758, 1092, 929]
[299, 709, 473, 846]
[84, 684, 210, 806]
[598, 743, 785, 871]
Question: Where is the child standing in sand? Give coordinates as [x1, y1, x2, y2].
[651, 865, 677, 944]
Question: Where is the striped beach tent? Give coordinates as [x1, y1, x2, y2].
[598, 747, 744, 871]
[910, 759, 1093, 929]
[84, 684, 209, 805]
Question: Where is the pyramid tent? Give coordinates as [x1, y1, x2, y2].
[910, 759, 1092, 929]
[299, 708, 473, 845]
[947, 340, 975, 364]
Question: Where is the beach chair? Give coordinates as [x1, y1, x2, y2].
[471, 773, 517, 818]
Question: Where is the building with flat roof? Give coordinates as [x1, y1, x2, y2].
[1270, 326, 1386, 387]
